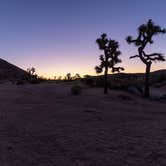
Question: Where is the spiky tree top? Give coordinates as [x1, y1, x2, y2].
[27, 67, 36, 76]
[126, 19, 166, 64]
[95, 33, 124, 73]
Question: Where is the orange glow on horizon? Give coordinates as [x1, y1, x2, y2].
[35, 66, 166, 79]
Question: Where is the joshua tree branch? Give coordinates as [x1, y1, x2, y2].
[148, 56, 165, 61]
[130, 55, 139, 59]
[112, 67, 124, 72]
[145, 53, 162, 57]
[145, 53, 165, 61]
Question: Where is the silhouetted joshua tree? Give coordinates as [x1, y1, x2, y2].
[126, 19, 166, 97]
[65, 73, 72, 81]
[27, 67, 38, 83]
[95, 33, 124, 94]
[27, 67, 36, 76]
[73, 73, 81, 80]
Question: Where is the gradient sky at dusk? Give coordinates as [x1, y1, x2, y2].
[0, 0, 166, 78]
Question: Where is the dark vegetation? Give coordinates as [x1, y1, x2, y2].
[126, 19, 166, 97]
[95, 34, 124, 94]
[63, 73, 81, 81]
[26, 67, 45, 84]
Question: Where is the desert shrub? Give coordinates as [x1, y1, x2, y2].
[94, 77, 105, 87]
[127, 85, 144, 96]
[71, 85, 82, 95]
[16, 80, 25, 85]
[29, 79, 39, 84]
[27, 75, 40, 84]
[37, 76, 47, 83]
[108, 78, 129, 90]
[153, 81, 166, 88]
[151, 74, 166, 84]
[84, 77, 94, 86]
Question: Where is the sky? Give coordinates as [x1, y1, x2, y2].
[0, 0, 166, 78]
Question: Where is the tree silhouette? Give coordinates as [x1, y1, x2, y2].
[73, 73, 81, 80]
[95, 33, 124, 94]
[27, 67, 38, 83]
[27, 67, 36, 76]
[65, 73, 72, 81]
[126, 19, 166, 97]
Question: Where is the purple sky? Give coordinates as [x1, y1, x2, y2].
[0, 0, 166, 78]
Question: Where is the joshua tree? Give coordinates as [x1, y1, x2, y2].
[73, 73, 81, 80]
[65, 73, 72, 81]
[27, 67, 36, 76]
[126, 19, 166, 97]
[95, 33, 124, 94]
[27, 67, 38, 82]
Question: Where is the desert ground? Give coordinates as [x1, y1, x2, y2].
[0, 82, 166, 166]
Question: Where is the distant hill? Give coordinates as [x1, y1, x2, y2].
[0, 58, 28, 81]
[83, 69, 166, 89]
[115, 69, 166, 80]
[87, 69, 166, 79]
[151, 69, 166, 75]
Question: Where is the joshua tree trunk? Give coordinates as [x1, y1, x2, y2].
[95, 34, 123, 94]
[144, 62, 151, 97]
[104, 65, 108, 94]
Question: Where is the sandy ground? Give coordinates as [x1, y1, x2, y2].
[0, 82, 166, 166]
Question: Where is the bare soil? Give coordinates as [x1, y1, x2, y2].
[0, 82, 166, 166]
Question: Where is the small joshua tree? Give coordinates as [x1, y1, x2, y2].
[73, 73, 81, 80]
[65, 73, 72, 81]
[126, 19, 166, 97]
[95, 33, 124, 94]
[27, 67, 36, 76]
[27, 67, 38, 83]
